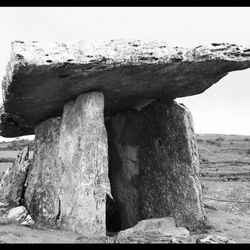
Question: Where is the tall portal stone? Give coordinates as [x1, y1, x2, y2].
[57, 92, 110, 236]
[24, 92, 110, 237]
[107, 100, 205, 231]
[24, 117, 62, 227]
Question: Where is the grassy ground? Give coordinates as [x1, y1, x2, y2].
[197, 134, 250, 243]
[0, 135, 250, 243]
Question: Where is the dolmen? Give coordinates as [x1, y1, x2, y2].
[0, 39, 250, 237]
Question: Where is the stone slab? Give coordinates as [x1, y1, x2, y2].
[1, 40, 250, 137]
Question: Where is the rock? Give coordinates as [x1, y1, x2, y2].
[57, 92, 110, 237]
[0, 202, 9, 214]
[24, 117, 62, 228]
[6, 206, 28, 221]
[24, 92, 110, 236]
[106, 100, 205, 231]
[20, 214, 35, 227]
[0, 202, 9, 208]
[115, 217, 190, 243]
[0, 147, 30, 206]
[2, 40, 250, 137]
[196, 235, 236, 244]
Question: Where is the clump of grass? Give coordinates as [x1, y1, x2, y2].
[197, 139, 204, 143]
[244, 138, 250, 141]
[206, 140, 221, 146]
[246, 149, 250, 155]
[216, 137, 225, 142]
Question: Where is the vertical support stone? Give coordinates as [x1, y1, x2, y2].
[58, 92, 110, 236]
[24, 92, 110, 237]
[24, 117, 62, 227]
[107, 100, 205, 231]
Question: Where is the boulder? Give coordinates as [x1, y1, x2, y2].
[57, 92, 110, 237]
[6, 206, 28, 222]
[106, 100, 205, 231]
[115, 217, 190, 243]
[0, 146, 30, 206]
[24, 117, 62, 227]
[1, 40, 250, 137]
[20, 214, 35, 227]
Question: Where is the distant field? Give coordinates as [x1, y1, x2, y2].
[0, 150, 34, 159]
[0, 151, 20, 158]
[196, 134, 250, 218]
[0, 162, 13, 174]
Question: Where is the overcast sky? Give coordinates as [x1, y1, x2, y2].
[0, 7, 250, 141]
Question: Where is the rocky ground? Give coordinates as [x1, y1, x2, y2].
[0, 134, 250, 243]
[198, 134, 250, 243]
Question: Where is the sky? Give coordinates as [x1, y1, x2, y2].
[0, 7, 250, 141]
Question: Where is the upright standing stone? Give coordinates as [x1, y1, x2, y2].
[0, 146, 30, 206]
[24, 92, 110, 236]
[107, 100, 205, 231]
[58, 92, 110, 237]
[24, 117, 62, 227]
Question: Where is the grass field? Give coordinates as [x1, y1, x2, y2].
[196, 133, 250, 242]
[0, 135, 250, 243]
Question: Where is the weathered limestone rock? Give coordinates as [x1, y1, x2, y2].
[25, 91, 110, 236]
[24, 117, 62, 227]
[196, 235, 236, 244]
[57, 92, 110, 237]
[2, 40, 250, 137]
[6, 206, 28, 222]
[115, 217, 190, 243]
[20, 214, 35, 227]
[0, 147, 30, 206]
[107, 100, 205, 231]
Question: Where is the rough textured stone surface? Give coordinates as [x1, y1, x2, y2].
[24, 117, 62, 228]
[2, 40, 250, 137]
[6, 206, 28, 222]
[115, 217, 190, 243]
[0, 147, 30, 206]
[20, 214, 35, 227]
[107, 100, 205, 231]
[24, 92, 110, 236]
[57, 91, 110, 237]
[196, 235, 236, 244]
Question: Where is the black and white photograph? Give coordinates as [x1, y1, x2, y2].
[0, 6, 250, 244]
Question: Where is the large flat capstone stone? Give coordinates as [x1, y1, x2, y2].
[1, 40, 250, 137]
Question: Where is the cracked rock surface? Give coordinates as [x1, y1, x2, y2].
[1, 40, 250, 137]
[107, 100, 205, 231]
[24, 92, 110, 237]
[24, 117, 62, 228]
